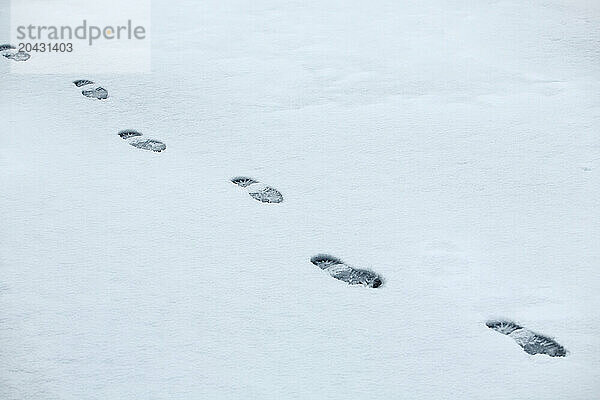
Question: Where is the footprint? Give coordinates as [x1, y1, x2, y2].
[0, 44, 30, 62]
[486, 320, 566, 357]
[231, 176, 283, 203]
[118, 129, 143, 140]
[73, 79, 95, 87]
[248, 184, 284, 203]
[310, 254, 383, 288]
[4, 52, 31, 62]
[231, 176, 258, 188]
[118, 129, 166, 153]
[73, 79, 109, 100]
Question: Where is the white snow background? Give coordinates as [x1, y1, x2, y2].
[1, 0, 599, 399]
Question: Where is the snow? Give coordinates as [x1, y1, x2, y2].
[1, 0, 599, 399]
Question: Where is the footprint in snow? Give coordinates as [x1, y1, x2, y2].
[73, 79, 109, 100]
[310, 254, 383, 288]
[118, 129, 166, 153]
[486, 320, 566, 357]
[231, 176, 283, 203]
[0, 44, 30, 62]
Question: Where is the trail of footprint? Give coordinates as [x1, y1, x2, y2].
[0, 44, 30, 62]
[118, 130, 166, 153]
[231, 176, 283, 203]
[486, 320, 566, 357]
[73, 79, 109, 100]
[310, 254, 383, 288]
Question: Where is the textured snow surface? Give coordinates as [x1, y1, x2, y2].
[1, 1, 599, 399]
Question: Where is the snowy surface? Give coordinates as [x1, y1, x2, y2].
[1, 1, 599, 399]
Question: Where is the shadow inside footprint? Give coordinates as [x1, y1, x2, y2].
[310, 254, 383, 288]
[486, 320, 566, 357]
